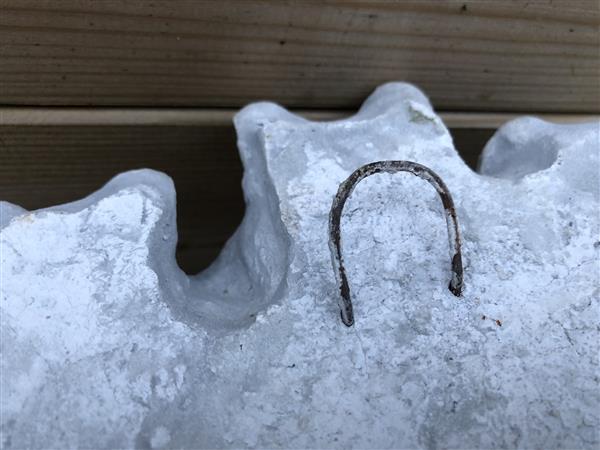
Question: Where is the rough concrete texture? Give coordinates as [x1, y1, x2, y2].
[1, 83, 599, 449]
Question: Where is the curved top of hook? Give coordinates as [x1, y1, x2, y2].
[328, 160, 464, 327]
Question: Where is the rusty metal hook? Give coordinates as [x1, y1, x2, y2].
[328, 160, 464, 326]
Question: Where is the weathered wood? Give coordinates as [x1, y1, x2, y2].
[1, 107, 597, 127]
[1, 0, 598, 112]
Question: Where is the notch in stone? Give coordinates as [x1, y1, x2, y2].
[328, 160, 464, 327]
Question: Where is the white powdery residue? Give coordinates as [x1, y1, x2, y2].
[1, 181, 202, 448]
[1, 189, 164, 361]
[150, 426, 171, 449]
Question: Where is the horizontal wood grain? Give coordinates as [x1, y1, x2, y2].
[1, 0, 598, 112]
[1, 107, 598, 128]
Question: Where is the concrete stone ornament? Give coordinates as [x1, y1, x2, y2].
[1, 82, 598, 449]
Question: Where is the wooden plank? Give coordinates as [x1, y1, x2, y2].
[1, 107, 598, 128]
[1, 0, 598, 112]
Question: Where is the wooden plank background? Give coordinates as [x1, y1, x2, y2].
[1, 0, 599, 112]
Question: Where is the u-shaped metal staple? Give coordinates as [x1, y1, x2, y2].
[328, 160, 464, 326]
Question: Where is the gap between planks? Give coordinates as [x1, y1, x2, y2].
[1, 107, 598, 129]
